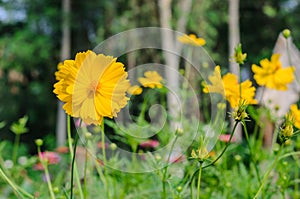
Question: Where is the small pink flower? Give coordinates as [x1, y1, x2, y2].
[139, 140, 160, 148]
[219, 134, 236, 143]
[34, 152, 61, 170]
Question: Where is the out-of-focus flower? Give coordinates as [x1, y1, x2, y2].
[127, 85, 143, 95]
[138, 71, 163, 89]
[203, 66, 257, 108]
[3, 160, 13, 169]
[18, 156, 28, 166]
[34, 152, 61, 170]
[252, 54, 295, 90]
[139, 140, 160, 148]
[177, 34, 206, 46]
[203, 66, 224, 95]
[55, 146, 69, 153]
[290, 104, 300, 129]
[219, 134, 236, 143]
[53, 50, 130, 125]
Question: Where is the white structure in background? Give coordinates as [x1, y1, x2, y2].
[257, 33, 300, 118]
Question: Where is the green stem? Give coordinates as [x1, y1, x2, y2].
[292, 154, 299, 198]
[101, 119, 110, 199]
[101, 119, 107, 167]
[137, 96, 148, 123]
[238, 63, 242, 100]
[191, 175, 195, 199]
[241, 120, 261, 184]
[12, 134, 20, 164]
[67, 116, 83, 199]
[37, 147, 55, 199]
[162, 134, 179, 199]
[0, 167, 34, 199]
[196, 163, 203, 199]
[70, 131, 79, 199]
[253, 145, 283, 199]
[202, 121, 239, 169]
[83, 141, 88, 199]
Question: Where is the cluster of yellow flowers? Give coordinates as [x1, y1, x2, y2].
[203, 65, 257, 108]
[127, 71, 163, 95]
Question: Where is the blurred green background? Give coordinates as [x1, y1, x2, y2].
[0, 0, 299, 152]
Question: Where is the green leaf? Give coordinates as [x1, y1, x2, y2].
[10, 115, 29, 135]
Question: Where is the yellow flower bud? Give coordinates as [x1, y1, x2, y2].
[231, 100, 248, 121]
[233, 43, 247, 64]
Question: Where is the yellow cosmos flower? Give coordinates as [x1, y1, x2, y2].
[177, 34, 206, 46]
[127, 85, 143, 95]
[53, 50, 130, 125]
[138, 71, 163, 89]
[203, 66, 257, 108]
[203, 65, 224, 95]
[290, 104, 300, 129]
[252, 54, 295, 90]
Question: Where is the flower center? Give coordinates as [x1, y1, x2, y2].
[87, 80, 100, 98]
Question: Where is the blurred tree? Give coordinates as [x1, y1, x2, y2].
[0, 0, 61, 151]
[56, 0, 71, 147]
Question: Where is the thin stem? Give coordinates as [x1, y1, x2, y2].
[238, 63, 242, 100]
[241, 120, 261, 184]
[0, 167, 34, 199]
[101, 119, 107, 166]
[12, 134, 20, 164]
[83, 141, 88, 199]
[196, 163, 203, 199]
[37, 147, 55, 199]
[253, 145, 283, 199]
[162, 134, 179, 199]
[191, 174, 195, 199]
[70, 132, 79, 199]
[202, 121, 239, 169]
[101, 119, 111, 199]
[137, 95, 149, 123]
[67, 116, 84, 199]
[292, 154, 299, 198]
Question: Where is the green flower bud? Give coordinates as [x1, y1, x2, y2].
[84, 132, 92, 140]
[109, 143, 117, 151]
[35, 139, 43, 146]
[282, 29, 291, 39]
[175, 128, 184, 136]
